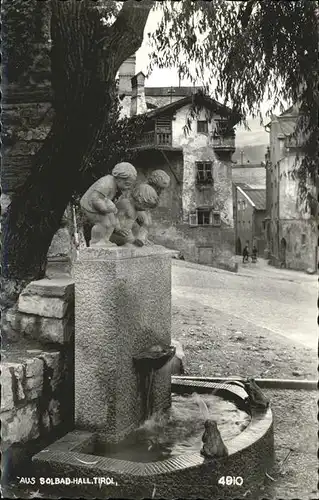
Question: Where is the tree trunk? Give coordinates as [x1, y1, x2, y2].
[2, 0, 153, 282]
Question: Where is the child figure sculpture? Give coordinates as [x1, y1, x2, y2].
[80, 162, 137, 247]
[133, 170, 171, 246]
[110, 183, 159, 247]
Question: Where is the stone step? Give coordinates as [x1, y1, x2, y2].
[18, 278, 74, 319]
[5, 307, 74, 344]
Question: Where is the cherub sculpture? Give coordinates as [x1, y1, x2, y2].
[80, 162, 137, 247]
[132, 170, 171, 246]
[110, 183, 159, 247]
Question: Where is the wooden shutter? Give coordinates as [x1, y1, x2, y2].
[189, 213, 198, 226]
[212, 211, 221, 226]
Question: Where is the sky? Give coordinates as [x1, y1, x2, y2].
[133, 8, 270, 148]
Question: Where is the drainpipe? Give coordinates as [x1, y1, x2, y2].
[172, 375, 317, 391]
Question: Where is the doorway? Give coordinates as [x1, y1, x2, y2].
[280, 237, 287, 268]
[236, 237, 242, 255]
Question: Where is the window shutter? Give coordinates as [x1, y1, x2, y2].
[189, 213, 197, 226]
[212, 211, 221, 226]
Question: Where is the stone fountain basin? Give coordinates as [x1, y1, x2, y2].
[32, 380, 274, 499]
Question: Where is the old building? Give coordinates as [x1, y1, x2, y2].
[231, 152, 266, 256]
[118, 56, 241, 271]
[234, 184, 266, 256]
[264, 107, 317, 272]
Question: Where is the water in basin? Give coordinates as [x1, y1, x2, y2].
[93, 392, 251, 462]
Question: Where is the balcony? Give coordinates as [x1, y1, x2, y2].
[212, 134, 235, 151]
[135, 130, 173, 148]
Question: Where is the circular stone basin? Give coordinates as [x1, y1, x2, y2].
[94, 392, 251, 462]
[32, 380, 274, 499]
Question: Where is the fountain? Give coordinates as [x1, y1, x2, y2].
[32, 168, 274, 499]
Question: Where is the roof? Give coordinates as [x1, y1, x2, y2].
[144, 86, 203, 97]
[234, 182, 252, 190]
[280, 104, 299, 117]
[265, 105, 298, 133]
[144, 93, 241, 126]
[278, 117, 297, 137]
[236, 187, 266, 210]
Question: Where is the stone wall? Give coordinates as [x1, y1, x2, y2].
[149, 222, 237, 272]
[1, 345, 74, 480]
[267, 218, 317, 272]
[1, 278, 75, 479]
[2, 86, 53, 198]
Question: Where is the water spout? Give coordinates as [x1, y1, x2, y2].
[193, 393, 228, 458]
[193, 393, 210, 420]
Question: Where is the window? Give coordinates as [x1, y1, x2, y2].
[197, 209, 211, 225]
[301, 234, 306, 245]
[189, 209, 221, 226]
[197, 120, 208, 134]
[196, 161, 213, 184]
[242, 200, 247, 210]
[237, 200, 241, 211]
[188, 209, 211, 226]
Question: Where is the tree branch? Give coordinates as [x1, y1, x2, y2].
[98, 0, 154, 67]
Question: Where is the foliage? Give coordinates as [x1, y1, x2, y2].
[2, 0, 40, 82]
[148, 0, 318, 201]
[91, 86, 147, 183]
[72, 82, 147, 202]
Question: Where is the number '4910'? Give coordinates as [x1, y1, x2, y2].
[218, 476, 243, 486]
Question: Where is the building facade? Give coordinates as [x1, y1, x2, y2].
[234, 185, 266, 256]
[264, 107, 317, 272]
[118, 56, 240, 271]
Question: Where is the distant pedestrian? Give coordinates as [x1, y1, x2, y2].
[242, 245, 249, 263]
[252, 245, 258, 263]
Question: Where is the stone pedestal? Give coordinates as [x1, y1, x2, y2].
[74, 245, 173, 444]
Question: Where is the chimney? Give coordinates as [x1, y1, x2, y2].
[118, 54, 136, 95]
[131, 71, 147, 116]
[240, 150, 244, 165]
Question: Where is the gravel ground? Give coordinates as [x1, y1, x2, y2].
[255, 389, 318, 500]
[172, 301, 317, 380]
